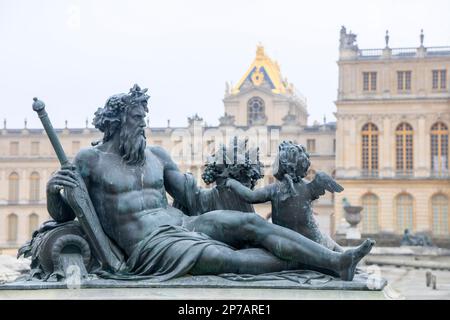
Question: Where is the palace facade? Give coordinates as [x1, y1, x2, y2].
[1, 28, 449, 254]
[334, 27, 450, 241]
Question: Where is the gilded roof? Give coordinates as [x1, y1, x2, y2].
[231, 45, 292, 95]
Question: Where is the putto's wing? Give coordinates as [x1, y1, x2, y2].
[308, 171, 344, 200]
[317, 172, 344, 193]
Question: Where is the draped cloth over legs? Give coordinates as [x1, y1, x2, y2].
[97, 224, 233, 281]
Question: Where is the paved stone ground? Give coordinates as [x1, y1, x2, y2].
[0, 255, 29, 283]
[376, 265, 450, 299]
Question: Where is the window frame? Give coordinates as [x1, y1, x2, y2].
[432, 69, 447, 90]
[361, 193, 379, 234]
[7, 213, 18, 242]
[431, 194, 449, 236]
[395, 123, 414, 176]
[363, 72, 377, 92]
[306, 139, 316, 153]
[8, 172, 20, 203]
[430, 122, 449, 176]
[395, 193, 415, 233]
[397, 70, 412, 92]
[247, 97, 266, 126]
[361, 123, 379, 176]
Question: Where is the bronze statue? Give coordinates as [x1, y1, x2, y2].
[401, 229, 433, 247]
[21, 85, 374, 282]
[181, 137, 264, 214]
[226, 141, 344, 252]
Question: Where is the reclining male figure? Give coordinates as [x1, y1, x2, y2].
[47, 85, 374, 281]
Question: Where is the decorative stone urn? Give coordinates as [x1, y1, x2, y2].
[343, 199, 363, 240]
[344, 205, 363, 228]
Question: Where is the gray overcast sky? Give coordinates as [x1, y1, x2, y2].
[1, 0, 450, 129]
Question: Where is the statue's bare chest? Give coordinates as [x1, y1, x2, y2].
[91, 151, 164, 194]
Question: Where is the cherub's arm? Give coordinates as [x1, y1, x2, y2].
[226, 178, 274, 204]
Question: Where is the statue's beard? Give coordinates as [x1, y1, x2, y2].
[119, 125, 146, 166]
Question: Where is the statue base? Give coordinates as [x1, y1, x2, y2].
[346, 227, 361, 240]
[0, 270, 393, 299]
[0, 286, 396, 300]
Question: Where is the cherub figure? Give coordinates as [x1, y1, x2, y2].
[227, 140, 344, 252]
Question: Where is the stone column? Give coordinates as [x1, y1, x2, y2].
[414, 189, 430, 232]
[335, 114, 345, 174]
[0, 212, 6, 244]
[380, 189, 395, 232]
[348, 116, 359, 176]
[0, 168, 5, 201]
[382, 116, 393, 177]
[416, 116, 427, 177]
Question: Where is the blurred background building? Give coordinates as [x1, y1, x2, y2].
[0, 28, 449, 254]
[335, 27, 450, 245]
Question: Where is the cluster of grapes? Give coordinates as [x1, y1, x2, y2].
[202, 163, 219, 185]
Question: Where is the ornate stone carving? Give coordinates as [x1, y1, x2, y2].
[218, 112, 235, 126]
[339, 26, 358, 51]
[188, 113, 203, 126]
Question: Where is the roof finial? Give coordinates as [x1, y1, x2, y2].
[420, 29, 424, 47]
[256, 42, 265, 59]
[65, 120, 68, 129]
[3, 118, 6, 129]
[24, 118, 27, 129]
[323, 114, 327, 124]
[146, 117, 149, 127]
[167, 119, 170, 128]
[85, 117, 89, 128]
[385, 30, 389, 48]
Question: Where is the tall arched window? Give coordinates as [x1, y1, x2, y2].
[431, 122, 448, 176]
[247, 97, 266, 125]
[361, 123, 379, 176]
[29, 172, 40, 202]
[28, 213, 39, 237]
[396, 123, 414, 175]
[8, 172, 19, 202]
[396, 193, 414, 233]
[431, 194, 448, 236]
[7, 213, 18, 242]
[361, 193, 379, 233]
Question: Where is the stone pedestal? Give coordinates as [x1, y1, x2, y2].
[0, 271, 391, 300]
[346, 227, 362, 240]
[0, 286, 395, 300]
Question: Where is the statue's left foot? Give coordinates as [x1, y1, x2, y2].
[338, 239, 375, 281]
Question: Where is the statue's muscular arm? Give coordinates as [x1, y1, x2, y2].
[150, 146, 191, 208]
[46, 148, 97, 222]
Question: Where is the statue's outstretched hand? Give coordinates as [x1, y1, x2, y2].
[46, 165, 79, 194]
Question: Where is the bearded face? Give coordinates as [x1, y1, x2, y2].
[119, 104, 147, 166]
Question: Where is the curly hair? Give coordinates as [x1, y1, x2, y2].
[273, 141, 310, 183]
[93, 84, 149, 143]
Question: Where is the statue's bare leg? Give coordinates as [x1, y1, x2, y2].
[190, 247, 303, 275]
[186, 210, 374, 280]
[306, 221, 344, 252]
